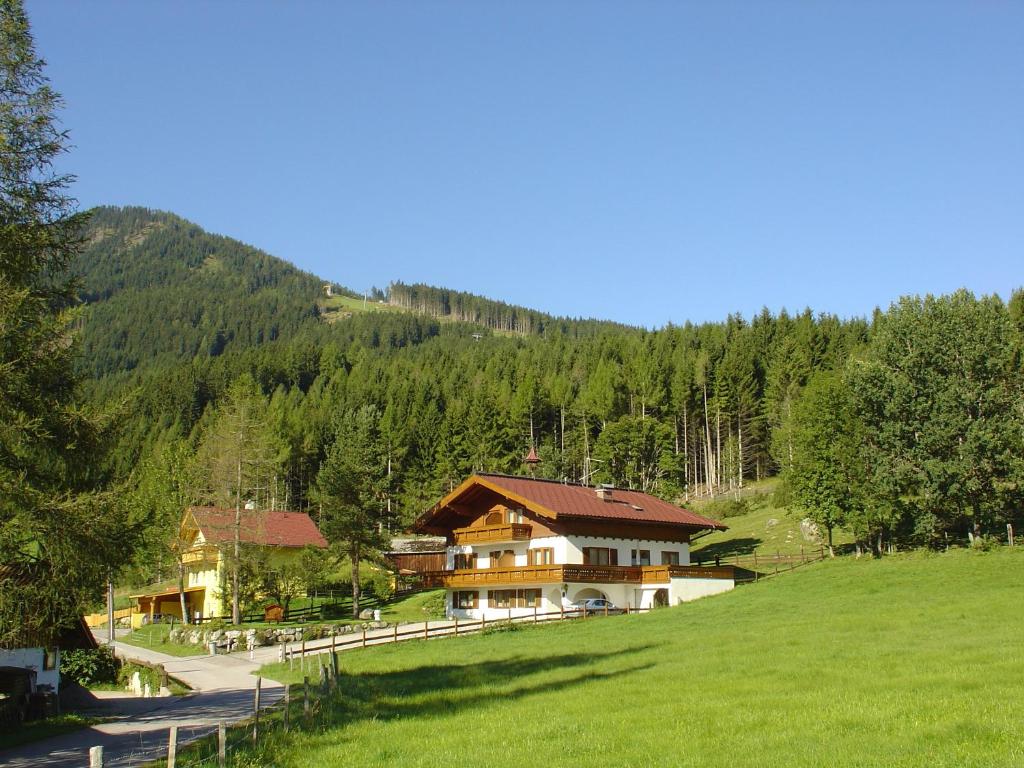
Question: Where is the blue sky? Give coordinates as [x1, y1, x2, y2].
[29, 1, 1023, 328]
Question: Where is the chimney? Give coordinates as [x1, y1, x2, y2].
[596, 485, 614, 502]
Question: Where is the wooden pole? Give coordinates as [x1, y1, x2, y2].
[218, 722, 226, 767]
[454, 616, 459, 637]
[252, 676, 261, 743]
[167, 726, 178, 767]
[283, 687, 290, 733]
[362, 626, 367, 648]
[90, 746, 103, 768]
[534, 605, 538, 623]
[424, 621, 429, 640]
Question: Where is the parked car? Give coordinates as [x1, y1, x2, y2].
[0, 666, 35, 726]
[573, 598, 624, 615]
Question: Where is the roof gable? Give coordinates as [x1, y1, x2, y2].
[415, 474, 726, 533]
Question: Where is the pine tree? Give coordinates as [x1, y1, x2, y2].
[0, 0, 129, 645]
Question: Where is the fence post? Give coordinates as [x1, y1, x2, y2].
[454, 616, 459, 637]
[167, 726, 178, 767]
[218, 722, 226, 767]
[252, 676, 261, 743]
[89, 746, 103, 768]
[560, 604, 564, 621]
[362, 626, 367, 648]
[482, 614, 486, 631]
[283, 686, 290, 733]
[301, 639, 306, 673]
[424, 621, 429, 640]
[534, 606, 538, 623]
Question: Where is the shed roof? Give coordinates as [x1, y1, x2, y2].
[187, 507, 328, 549]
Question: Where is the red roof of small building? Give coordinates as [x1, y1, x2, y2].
[188, 507, 328, 548]
[415, 474, 726, 533]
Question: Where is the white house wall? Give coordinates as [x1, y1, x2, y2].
[0, 647, 59, 691]
[450, 535, 690, 569]
[670, 576, 734, 604]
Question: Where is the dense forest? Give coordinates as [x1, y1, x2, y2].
[71, 208, 1024, 581]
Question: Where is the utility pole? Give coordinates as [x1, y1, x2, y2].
[106, 573, 114, 645]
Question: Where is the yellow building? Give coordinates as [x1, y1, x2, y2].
[132, 506, 328, 626]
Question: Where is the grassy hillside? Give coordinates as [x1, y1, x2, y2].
[243, 548, 1022, 767]
[688, 481, 853, 561]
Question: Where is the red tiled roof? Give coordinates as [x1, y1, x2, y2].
[417, 474, 726, 532]
[189, 507, 328, 548]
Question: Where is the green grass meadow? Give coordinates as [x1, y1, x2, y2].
[244, 547, 1022, 767]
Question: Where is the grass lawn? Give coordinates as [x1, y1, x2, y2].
[242, 547, 1021, 767]
[379, 589, 445, 623]
[117, 590, 446, 656]
[118, 623, 207, 657]
[0, 713, 105, 751]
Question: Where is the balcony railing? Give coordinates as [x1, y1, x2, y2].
[422, 563, 735, 588]
[452, 523, 532, 545]
[181, 545, 219, 566]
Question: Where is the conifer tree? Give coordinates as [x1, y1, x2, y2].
[0, 0, 128, 644]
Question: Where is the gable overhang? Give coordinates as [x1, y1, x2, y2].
[413, 475, 559, 535]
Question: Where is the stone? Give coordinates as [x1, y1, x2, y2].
[359, 608, 374, 620]
[800, 518, 823, 543]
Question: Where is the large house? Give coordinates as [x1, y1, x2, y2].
[132, 506, 328, 625]
[414, 474, 735, 619]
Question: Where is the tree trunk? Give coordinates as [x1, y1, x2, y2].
[177, 557, 189, 625]
[232, 455, 242, 626]
[826, 525, 834, 558]
[351, 544, 361, 619]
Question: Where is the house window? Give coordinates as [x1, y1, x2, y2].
[506, 508, 523, 524]
[452, 591, 478, 609]
[488, 589, 513, 609]
[583, 547, 618, 566]
[528, 548, 554, 566]
[487, 589, 540, 608]
[454, 553, 477, 570]
[43, 648, 58, 671]
[661, 551, 680, 566]
[631, 549, 651, 566]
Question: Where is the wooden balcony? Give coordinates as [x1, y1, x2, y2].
[452, 523, 532, 545]
[181, 545, 219, 566]
[422, 563, 735, 588]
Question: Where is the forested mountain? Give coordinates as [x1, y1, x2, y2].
[73, 206, 330, 377]
[71, 206, 1024, 581]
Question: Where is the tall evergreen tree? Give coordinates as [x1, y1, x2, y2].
[0, 0, 129, 645]
[316, 405, 388, 618]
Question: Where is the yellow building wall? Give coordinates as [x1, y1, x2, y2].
[184, 545, 310, 620]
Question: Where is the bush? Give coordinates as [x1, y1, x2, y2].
[703, 497, 751, 519]
[366, 570, 395, 602]
[421, 591, 447, 619]
[61, 647, 119, 687]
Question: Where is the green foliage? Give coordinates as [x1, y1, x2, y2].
[365, 569, 395, 603]
[0, 2, 132, 646]
[700, 497, 751, 519]
[60, 647, 119, 687]
[848, 291, 1024, 546]
[418, 590, 447, 619]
